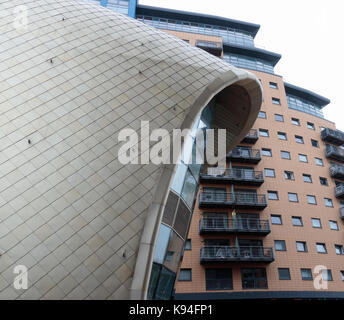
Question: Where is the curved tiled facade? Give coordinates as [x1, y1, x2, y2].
[0, 0, 261, 299]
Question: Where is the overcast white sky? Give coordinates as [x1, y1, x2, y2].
[140, 0, 344, 130]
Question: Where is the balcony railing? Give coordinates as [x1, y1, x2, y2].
[326, 145, 344, 163]
[321, 128, 344, 146]
[200, 168, 264, 185]
[335, 185, 344, 199]
[330, 163, 344, 179]
[200, 246, 274, 264]
[227, 147, 261, 164]
[340, 207, 344, 220]
[199, 192, 267, 210]
[199, 218, 271, 235]
[195, 40, 223, 57]
[241, 129, 259, 144]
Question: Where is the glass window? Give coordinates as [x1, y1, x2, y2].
[307, 122, 315, 130]
[295, 136, 304, 144]
[275, 114, 284, 122]
[181, 169, 198, 208]
[278, 132, 287, 140]
[291, 118, 300, 126]
[296, 242, 307, 252]
[312, 218, 321, 228]
[335, 245, 344, 255]
[311, 139, 319, 147]
[268, 191, 279, 200]
[269, 82, 278, 89]
[178, 269, 192, 281]
[278, 268, 291, 280]
[272, 97, 281, 105]
[316, 243, 327, 254]
[301, 269, 313, 280]
[307, 195, 317, 205]
[281, 151, 291, 160]
[320, 177, 328, 186]
[287, 94, 324, 119]
[303, 174, 312, 183]
[259, 129, 269, 137]
[185, 239, 191, 250]
[284, 171, 294, 180]
[153, 225, 172, 264]
[322, 269, 333, 281]
[341, 271, 344, 281]
[223, 54, 274, 74]
[262, 148, 272, 157]
[241, 268, 268, 289]
[275, 240, 286, 251]
[258, 111, 266, 119]
[271, 215, 282, 225]
[265, 168, 275, 178]
[315, 158, 324, 166]
[325, 198, 333, 207]
[292, 216, 303, 226]
[288, 193, 298, 202]
[298, 154, 308, 163]
[330, 220, 339, 230]
[171, 163, 188, 194]
[205, 269, 233, 290]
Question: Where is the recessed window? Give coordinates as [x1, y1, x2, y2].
[307, 122, 315, 130]
[312, 218, 321, 228]
[315, 158, 324, 166]
[185, 239, 191, 250]
[301, 269, 312, 280]
[288, 193, 298, 202]
[259, 129, 269, 137]
[307, 195, 317, 205]
[284, 171, 294, 180]
[322, 269, 333, 281]
[325, 198, 333, 207]
[179, 269, 192, 281]
[329, 220, 339, 230]
[303, 174, 312, 183]
[341, 271, 344, 281]
[296, 242, 307, 252]
[278, 268, 291, 280]
[275, 240, 286, 251]
[298, 154, 308, 163]
[320, 177, 328, 186]
[268, 191, 279, 200]
[311, 139, 319, 148]
[269, 82, 278, 89]
[295, 135, 304, 144]
[316, 243, 327, 254]
[258, 111, 266, 119]
[262, 148, 272, 157]
[292, 216, 303, 226]
[281, 151, 291, 160]
[335, 245, 344, 255]
[271, 215, 282, 225]
[292, 118, 300, 126]
[277, 132, 287, 140]
[265, 168, 275, 178]
[242, 268, 268, 289]
[165, 251, 174, 261]
[205, 268, 233, 290]
[274, 114, 284, 122]
[272, 97, 281, 105]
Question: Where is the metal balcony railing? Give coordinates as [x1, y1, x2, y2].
[195, 40, 223, 56]
[321, 128, 344, 146]
[227, 147, 261, 164]
[199, 218, 270, 235]
[200, 246, 274, 263]
[199, 192, 267, 210]
[326, 145, 344, 163]
[241, 129, 259, 144]
[200, 168, 264, 185]
[340, 207, 344, 220]
[330, 163, 344, 179]
[335, 185, 344, 199]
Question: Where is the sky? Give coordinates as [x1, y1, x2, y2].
[140, 0, 344, 130]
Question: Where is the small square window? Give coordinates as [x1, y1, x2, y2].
[301, 269, 312, 280]
[292, 118, 300, 126]
[281, 151, 291, 160]
[316, 243, 327, 254]
[312, 218, 321, 228]
[315, 158, 324, 166]
[259, 129, 269, 137]
[274, 114, 284, 122]
[269, 82, 278, 89]
[298, 154, 308, 163]
[297, 242, 307, 252]
[307, 195, 317, 205]
[271, 215, 282, 225]
[179, 269, 192, 281]
[341, 271, 344, 281]
[320, 177, 328, 186]
[322, 269, 333, 281]
[303, 174, 312, 183]
[325, 198, 333, 207]
[307, 122, 315, 130]
[295, 135, 304, 144]
[277, 132, 287, 140]
[272, 97, 281, 105]
[268, 191, 279, 200]
[262, 148, 272, 157]
[265, 168, 275, 178]
[292, 216, 303, 226]
[165, 251, 174, 261]
[185, 239, 191, 250]
[278, 268, 291, 280]
[335, 245, 344, 255]
[284, 171, 294, 180]
[288, 193, 298, 202]
[258, 111, 266, 119]
[330, 221, 339, 230]
[275, 240, 286, 251]
[311, 139, 319, 148]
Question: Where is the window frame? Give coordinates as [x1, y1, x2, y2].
[292, 216, 303, 227]
[271, 214, 282, 225]
[278, 268, 291, 280]
[307, 195, 317, 205]
[288, 192, 299, 203]
[311, 218, 322, 229]
[274, 240, 287, 251]
[178, 269, 192, 281]
[281, 150, 291, 160]
[298, 154, 308, 163]
[316, 243, 327, 254]
[296, 241, 308, 252]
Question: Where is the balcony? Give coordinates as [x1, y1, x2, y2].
[335, 185, 344, 199]
[321, 128, 344, 146]
[199, 192, 267, 210]
[200, 246, 274, 264]
[199, 218, 271, 235]
[340, 207, 344, 220]
[227, 147, 261, 164]
[330, 163, 344, 180]
[195, 40, 223, 57]
[200, 168, 264, 186]
[241, 129, 259, 144]
[326, 145, 344, 163]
